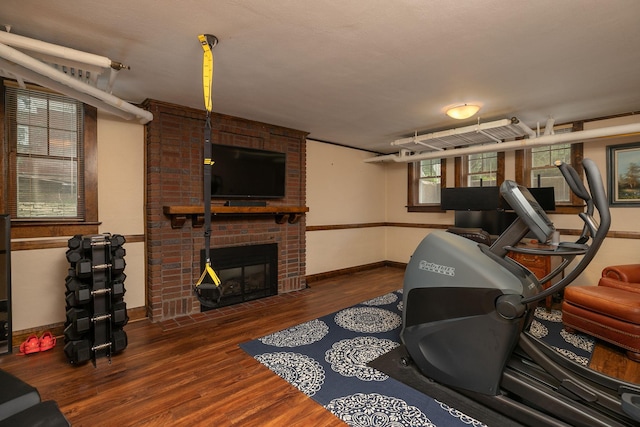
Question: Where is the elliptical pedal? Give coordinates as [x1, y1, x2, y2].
[621, 393, 640, 421]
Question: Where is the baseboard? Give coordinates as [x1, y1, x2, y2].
[305, 260, 406, 284]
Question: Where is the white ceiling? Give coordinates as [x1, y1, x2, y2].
[2, 0, 640, 153]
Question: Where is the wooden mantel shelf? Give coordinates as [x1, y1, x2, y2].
[163, 205, 309, 229]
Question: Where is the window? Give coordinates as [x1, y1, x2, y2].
[407, 159, 445, 212]
[466, 151, 499, 187]
[8, 87, 83, 218]
[455, 150, 505, 188]
[529, 143, 572, 202]
[2, 81, 98, 238]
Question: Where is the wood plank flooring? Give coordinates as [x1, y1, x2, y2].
[0, 266, 638, 426]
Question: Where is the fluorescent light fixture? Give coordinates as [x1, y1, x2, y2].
[446, 104, 481, 120]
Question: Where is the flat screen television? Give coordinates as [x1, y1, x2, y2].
[442, 186, 556, 212]
[525, 187, 556, 211]
[441, 187, 501, 211]
[210, 143, 286, 199]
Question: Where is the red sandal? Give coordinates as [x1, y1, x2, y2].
[19, 335, 40, 355]
[39, 331, 57, 352]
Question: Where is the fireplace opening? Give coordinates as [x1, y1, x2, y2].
[199, 243, 278, 311]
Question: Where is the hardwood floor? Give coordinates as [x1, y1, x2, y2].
[0, 266, 638, 426]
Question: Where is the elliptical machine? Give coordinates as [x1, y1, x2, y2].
[401, 158, 640, 426]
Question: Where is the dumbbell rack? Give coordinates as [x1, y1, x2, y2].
[63, 233, 128, 365]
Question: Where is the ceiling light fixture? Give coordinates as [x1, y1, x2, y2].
[446, 104, 481, 120]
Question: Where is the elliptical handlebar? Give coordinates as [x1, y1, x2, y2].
[556, 160, 592, 206]
[556, 160, 595, 243]
[520, 158, 610, 305]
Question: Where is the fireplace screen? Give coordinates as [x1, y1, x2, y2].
[200, 243, 277, 311]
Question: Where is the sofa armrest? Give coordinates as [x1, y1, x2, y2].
[598, 276, 640, 294]
[602, 264, 640, 282]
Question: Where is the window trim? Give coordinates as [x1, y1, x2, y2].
[407, 159, 446, 212]
[1, 80, 99, 238]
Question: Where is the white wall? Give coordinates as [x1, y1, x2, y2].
[96, 113, 146, 310]
[10, 112, 146, 331]
[305, 140, 387, 275]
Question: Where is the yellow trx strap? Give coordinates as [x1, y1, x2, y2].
[198, 34, 215, 113]
[195, 262, 220, 288]
[194, 34, 221, 299]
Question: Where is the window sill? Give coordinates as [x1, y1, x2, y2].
[407, 205, 445, 213]
[11, 221, 100, 239]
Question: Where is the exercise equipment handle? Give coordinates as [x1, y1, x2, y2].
[520, 158, 610, 305]
[556, 160, 591, 204]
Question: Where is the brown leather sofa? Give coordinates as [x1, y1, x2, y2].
[562, 264, 640, 361]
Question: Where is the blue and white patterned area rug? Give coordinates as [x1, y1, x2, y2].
[240, 291, 594, 426]
[529, 306, 595, 366]
[241, 290, 488, 427]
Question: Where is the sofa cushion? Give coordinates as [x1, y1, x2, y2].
[564, 285, 640, 324]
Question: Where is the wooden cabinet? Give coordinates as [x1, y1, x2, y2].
[509, 249, 562, 310]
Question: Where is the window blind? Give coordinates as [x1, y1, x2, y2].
[5, 85, 84, 219]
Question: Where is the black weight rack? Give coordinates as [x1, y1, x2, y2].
[63, 233, 128, 365]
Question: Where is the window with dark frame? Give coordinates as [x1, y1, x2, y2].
[466, 151, 499, 187]
[455, 150, 505, 188]
[2, 80, 99, 238]
[407, 158, 445, 212]
[529, 143, 572, 202]
[7, 86, 84, 219]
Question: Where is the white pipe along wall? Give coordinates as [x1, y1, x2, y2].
[0, 41, 152, 123]
[365, 122, 640, 163]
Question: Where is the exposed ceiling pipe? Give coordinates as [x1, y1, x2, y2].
[0, 29, 126, 70]
[0, 58, 138, 121]
[364, 121, 640, 163]
[0, 41, 152, 123]
[543, 117, 556, 136]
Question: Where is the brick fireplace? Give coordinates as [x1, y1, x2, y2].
[143, 100, 308, 322]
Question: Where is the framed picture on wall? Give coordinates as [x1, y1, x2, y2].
[607, 142, 640, 206]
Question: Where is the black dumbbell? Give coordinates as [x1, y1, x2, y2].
[64, 309, 91, 341]
[112, 247, 126, 258]
[110, 234, 126, 248]
[65, 247, 83, 264]
[67, 234, 83, 250]
[64, 339, 92, 364]
[111, 301, 128, 326]
[111, 329, 128, 353]
[111, 257, 126, 274]
[75, 259, 93, 278]
[65, 285, 91, 307]
[111, 281, 126, 300]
